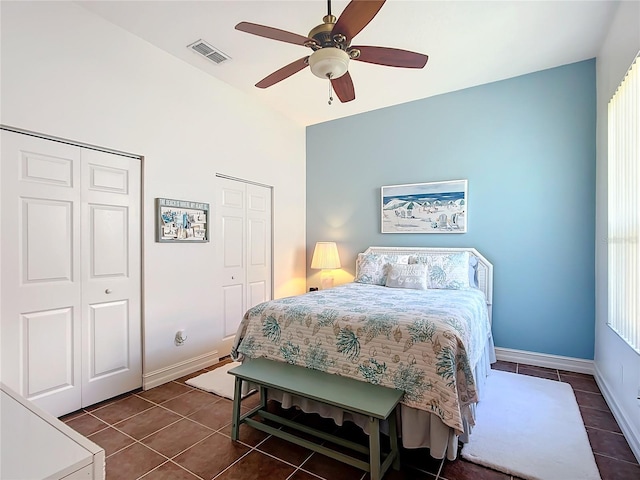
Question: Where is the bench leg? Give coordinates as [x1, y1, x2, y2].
[259, 385, 267, 410]
[389, 407, 400, 471]
[231, 377, 243, 441]
[369, 416, 381, 480]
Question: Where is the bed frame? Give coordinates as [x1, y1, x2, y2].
[363, 246, 494, 323]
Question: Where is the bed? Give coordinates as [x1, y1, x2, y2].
[231, 246, 495, 460]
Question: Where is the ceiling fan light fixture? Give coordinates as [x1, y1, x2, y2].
[309, 47, 349, 80]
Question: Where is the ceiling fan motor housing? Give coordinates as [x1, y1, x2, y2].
[308, 15, 340, 48]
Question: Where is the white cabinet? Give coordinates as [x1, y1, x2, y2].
[0, 383, 105, 480]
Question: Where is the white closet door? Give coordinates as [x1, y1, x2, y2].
[80, 149, 141, 407]
[216, 177, 272, 357]
[246, 183, 272, 310]
[217, 177, 247, 357]
[1, 130, 142, 416]
[1, 131, 83, 415]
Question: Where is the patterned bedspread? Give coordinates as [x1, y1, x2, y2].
[231, 282, 491, 434]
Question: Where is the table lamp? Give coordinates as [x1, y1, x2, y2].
[311, 241, 341, 289]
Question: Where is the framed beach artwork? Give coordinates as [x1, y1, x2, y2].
[381, 179, 468, 233]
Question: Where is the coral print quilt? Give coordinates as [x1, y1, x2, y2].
[232, 282, 491, 434]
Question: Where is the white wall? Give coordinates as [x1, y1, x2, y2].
[0, 2, 307, 380]
[594, 0, 640, 461]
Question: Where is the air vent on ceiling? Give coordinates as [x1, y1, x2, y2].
[187, 39, 231, 65]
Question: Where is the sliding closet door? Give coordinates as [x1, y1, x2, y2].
[216, 176, 272, 357]
[0, 129, 142, 416]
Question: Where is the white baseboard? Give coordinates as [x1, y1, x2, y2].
[142, 351, 220, 390]
[495, 347, 594, 375]
[593, 364, 640, 463]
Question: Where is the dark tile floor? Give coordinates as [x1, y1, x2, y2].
[60, 359, 640, 480]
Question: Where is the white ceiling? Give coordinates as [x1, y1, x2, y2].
[77, 0, 618, 126]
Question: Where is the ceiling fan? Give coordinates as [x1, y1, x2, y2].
[235, 0, 428, 104]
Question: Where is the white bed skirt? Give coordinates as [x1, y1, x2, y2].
[264, 334, 496, 461]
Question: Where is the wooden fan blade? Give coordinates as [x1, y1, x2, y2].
[255, 57, 309, 89]
[332, 0, 386, 42]
[352, 46, 428, 68]
[331, 72, 355, 103]
[236, 22, 312, 46]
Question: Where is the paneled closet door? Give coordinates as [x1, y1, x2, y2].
[216, 177, 272, 357]
[1, 132, 83, 415]
[80, 149, 141, 408]
[246, 183, 272, 310]
[0, 130, 142, 416]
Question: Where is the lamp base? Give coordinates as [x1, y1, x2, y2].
[320, 271, 334, 290]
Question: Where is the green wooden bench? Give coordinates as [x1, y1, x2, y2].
[228, 358, 403, 480]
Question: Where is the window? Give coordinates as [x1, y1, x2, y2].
[607, 52, 640, 353]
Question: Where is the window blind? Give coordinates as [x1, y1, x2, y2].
[608, 53, 640, 354]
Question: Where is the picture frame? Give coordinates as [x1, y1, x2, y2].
[156, 198, 210, 242]
[381, 179, 468, 233]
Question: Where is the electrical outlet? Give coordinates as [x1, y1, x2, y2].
[175, 330, 187, 346]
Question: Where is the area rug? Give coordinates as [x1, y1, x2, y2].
[186, 362, 255, 400]
[461, 370, 601, 480]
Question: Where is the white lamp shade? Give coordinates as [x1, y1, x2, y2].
[308, 48, 350, 80]
[311, 242, 341, 269]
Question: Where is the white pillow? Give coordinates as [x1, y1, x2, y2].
[354, 253, 410, 286]
[410, 252, 471, 289]
[385, 264, 428, 290]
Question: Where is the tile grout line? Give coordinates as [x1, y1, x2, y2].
[85, 399, 159, 428]
[585, 424, 628, 436]
[85, 394, 224, 462]
[252, 445, 316, 475]
[209, 411, 320, 479]
[107, 403, 195, 443]
[593, 451, 640, 467]
[134, 387, 225, 412]
[82, 410, 141, 455]
[250, 410, 319, 476]
[136, 458, 206, 480]
[131, 394, 266, 460]
[136, 434, 217, 478]
[210, 443, 257, 480]
[285, 466, 325, 480]
[141, 428, 217, 461]
[433, 456, 445, 479]
[118, 388, 236, 439]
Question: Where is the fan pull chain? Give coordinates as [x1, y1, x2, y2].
[328, 80, 334, 105]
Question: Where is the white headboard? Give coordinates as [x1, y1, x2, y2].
[364, 246, 494, 323]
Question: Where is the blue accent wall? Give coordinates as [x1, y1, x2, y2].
[306, 60, 596, 360]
